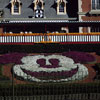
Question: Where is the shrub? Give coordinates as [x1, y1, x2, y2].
[0, 82, 100, 96]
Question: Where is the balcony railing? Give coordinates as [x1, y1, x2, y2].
[0, 33, 100, 43]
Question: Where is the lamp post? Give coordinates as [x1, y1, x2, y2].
[12, 67, 14, 100]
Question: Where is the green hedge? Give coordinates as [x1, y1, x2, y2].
[0, 82, 100, 96]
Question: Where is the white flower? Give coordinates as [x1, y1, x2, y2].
[13, 55, 88, 82]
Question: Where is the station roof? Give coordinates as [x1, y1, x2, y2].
[0, 0, 75, 20]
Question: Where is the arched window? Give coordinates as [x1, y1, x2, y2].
[59, 2, 65, 12]
[37, 2, 42, 10]
[33, 0, 44, 10]
[10, 0, 21, 15]
[56, 0, 67, 15]
[33, 0, 44, 18]
[14, 2, 19, 13]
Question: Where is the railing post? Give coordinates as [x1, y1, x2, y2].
[12, 68, 14, 100]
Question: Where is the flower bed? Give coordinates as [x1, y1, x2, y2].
[0, 52, 92, 82]
[62, 51, 96, 64]
[13, 54, 88, 82]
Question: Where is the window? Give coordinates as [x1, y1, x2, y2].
[33, 0, 44, 10]
[14, 2, 19, 13]
[56, 0, 67, 15]
[92, 0, 100, 10]
[59, 2, 65, 12]
[37, 2, 42, 10]
[10, 0, 21, 15]
[33, 0, 44, 18]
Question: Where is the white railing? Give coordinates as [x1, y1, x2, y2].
[0, 34, 100, 43]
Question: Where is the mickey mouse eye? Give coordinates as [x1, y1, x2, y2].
[36, 58, 46, 66]
[49, 59, 59, 65]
